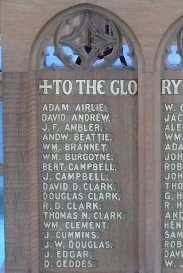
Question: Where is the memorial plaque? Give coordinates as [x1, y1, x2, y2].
[161, 80, 183, 271]
[38, 78, 138, 272]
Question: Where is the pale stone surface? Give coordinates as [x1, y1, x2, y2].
[1, 0, 183, 71]
[1, 2, 183, 273]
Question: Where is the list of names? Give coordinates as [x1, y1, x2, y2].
[162, 102, 183, 268]
[39, 103, 127, 269]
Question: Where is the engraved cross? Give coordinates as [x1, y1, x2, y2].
[39, 80, 53, 94]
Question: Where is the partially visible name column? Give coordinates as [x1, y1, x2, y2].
[162, 102, 183, 268]
[39, 102, 126, 269]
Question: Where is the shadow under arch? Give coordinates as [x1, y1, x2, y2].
[29, 3, 144, 71]
[154, 15, 183, 73]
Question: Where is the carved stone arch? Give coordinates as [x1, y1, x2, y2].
[29, 3, 144, 71]
[153, 15, 183, 273]
[27, 4, 146, 273]
[154, 15, 183, 74]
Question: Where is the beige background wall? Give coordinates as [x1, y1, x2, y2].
[1, 0, 183, 72]
[2, 1, 183, 273]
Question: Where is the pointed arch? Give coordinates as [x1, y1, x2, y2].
[154, 15, 183, 273]
[29, 3, 144, 71]
[27, 6, 146, 273]
[154, 15, 183, 74]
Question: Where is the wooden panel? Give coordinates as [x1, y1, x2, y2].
[161, 80, 183, 273]
[3, 72, 30, 273]
[4, 2, 183, 273]
[37, 71, 139, 273]
[27, 72, 40, 273]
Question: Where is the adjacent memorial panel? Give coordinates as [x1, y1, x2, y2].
[161, 80, 183, 271]
[38, 79, 138, 272]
